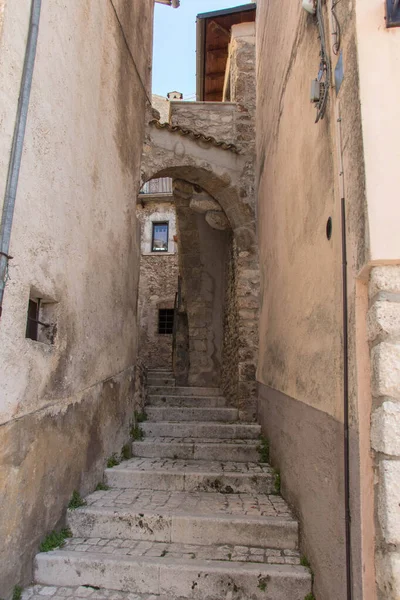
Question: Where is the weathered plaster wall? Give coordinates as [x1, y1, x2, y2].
[0, 0, 153, 593]
[256, 1, 370, 599]
[137, 199, 178, 369]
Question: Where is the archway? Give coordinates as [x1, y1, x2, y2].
[139, 123, 259, 420]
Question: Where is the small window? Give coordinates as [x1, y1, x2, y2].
[25, 296, 57, 344]
[158, 308, 174, 334]
[152, 222, 169, 252]
[26, 299, 39, 341]
[386, 0, 400, 27]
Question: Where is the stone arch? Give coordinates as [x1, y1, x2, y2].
[140, 124, 258, 420]
[141, 124, 257, 253]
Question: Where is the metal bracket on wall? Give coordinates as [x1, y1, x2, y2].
[386, 0, 400, 27]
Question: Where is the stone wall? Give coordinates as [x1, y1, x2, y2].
[174, 180, 228, 387]
[0, 0, 153, 594]
[221, 234, 239, 406]
[137, 199, 178, 369]
[170, 101, 236, 145]
[368, 266, 400, 599]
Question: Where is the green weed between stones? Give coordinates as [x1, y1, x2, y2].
[12, 587, 22, 600]
[130, 424, 144, 441]
[39, 528, 72, 552]
[301, 556, 315, 586]
[121, 443, 132, 461]
[274, 470, 281, 494]
[107, 453, 121, 468]
[301, 556, 311, 569]
[257, 577, 268, 592]
[68, 490, 87, 509]
[257, 436, 270, 463]
[134, 410, 147, 423]
[95, 482, 110, 491]
[304, 595, 316, 600]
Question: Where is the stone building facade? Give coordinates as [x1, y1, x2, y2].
[1, 2, 400, 599]
[136, 193, 178, 369]
[256, 1, 400, 599]
[0, 0, 154, 594]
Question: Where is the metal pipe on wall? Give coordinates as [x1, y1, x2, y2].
[0, 0, 42, 318]
[335, 99, 353, 600]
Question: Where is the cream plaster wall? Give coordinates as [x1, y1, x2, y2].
[355, 0, 400, 263]
[256, 1, 372, 598]
[0, 0, 153, 593]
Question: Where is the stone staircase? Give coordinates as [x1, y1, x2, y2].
[29, 369, 312, 600]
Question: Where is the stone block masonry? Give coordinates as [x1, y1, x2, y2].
[368, 266, 400, 599]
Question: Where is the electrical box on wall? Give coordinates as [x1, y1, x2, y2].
[386, 0, 400, 27]
[310, 80, 321, 103]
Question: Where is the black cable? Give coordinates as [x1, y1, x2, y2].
[315, 0, 331, 122]
[331, 0, 342, 54]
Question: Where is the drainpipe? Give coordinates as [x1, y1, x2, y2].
[336, 100, 353, 600]
[0, 0, 42, 318]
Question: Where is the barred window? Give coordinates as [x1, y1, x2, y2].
[158, 309, 174, 334]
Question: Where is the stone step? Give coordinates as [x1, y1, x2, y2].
[105, 458, 275, 494]
[66, 489, 297, 548]
[23, 586, 161, 600]
[147, 378, 176, 386]
[147, 386, 221, 397]
[141, 421, 261, 439]
[34, 550, 311, 600]
[147, 394, 227, 408]
[132, 438, 261, 462]
[146, 407, 238, 422]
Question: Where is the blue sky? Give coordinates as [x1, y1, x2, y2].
[152, 1, 253, 100]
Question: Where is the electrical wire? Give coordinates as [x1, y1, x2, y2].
[315, 0, 331, 123]
[331, 0, 342, 55]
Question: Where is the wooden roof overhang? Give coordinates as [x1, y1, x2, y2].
[196, 3, 256, 102]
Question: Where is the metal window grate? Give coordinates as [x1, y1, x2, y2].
[158, 309, 174, 334]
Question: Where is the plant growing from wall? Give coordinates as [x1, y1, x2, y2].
[130, 423, 145, 441]
[106, 453, 121, 468]
[95, 482, 110, 491]
[121, 443, 132, 461]
[274, 470, 281, 494]
[257, 436, 270, 463]
[39, 528, 72, 552]
[12, 587, 22, 600]
[68, 490, 87, 509]
[134, 410, 147, 423]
